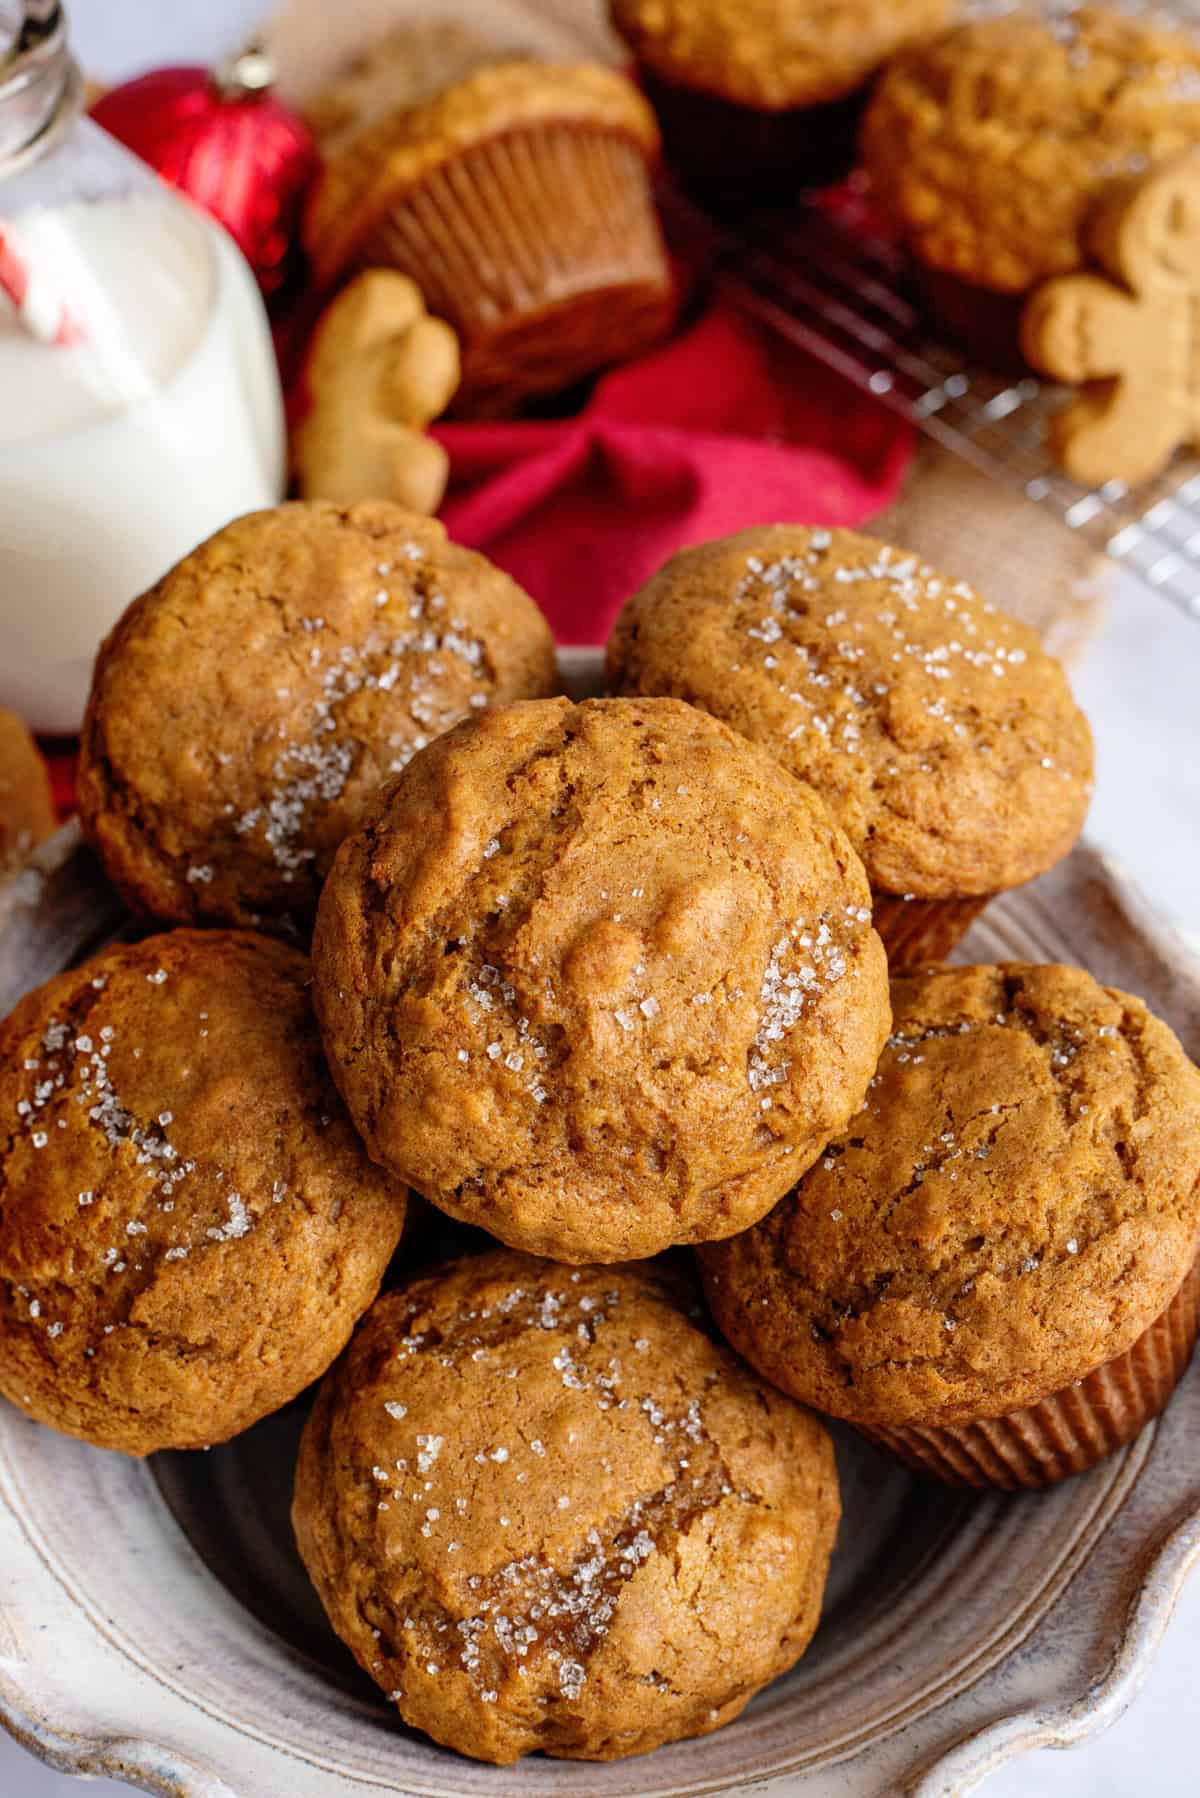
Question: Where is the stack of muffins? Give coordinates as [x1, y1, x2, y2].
[602, 0, 1200, 391]
[285, 0, 1200, 501]
[2, 494, 1198, 1768]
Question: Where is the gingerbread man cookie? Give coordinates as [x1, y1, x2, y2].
[1022, 154, 1200, 487]
[293, 270, 460, 514]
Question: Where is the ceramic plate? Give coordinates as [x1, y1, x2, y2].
[2, 650, 1199, 1798]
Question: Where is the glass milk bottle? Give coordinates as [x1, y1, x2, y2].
[0, 2, 286, 731]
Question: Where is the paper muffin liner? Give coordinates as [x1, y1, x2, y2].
[860, 1256, 1200, 1489]
[870, 891, 992, 970]
[356, 126, 674, 414]
[638, 68, 867, 196]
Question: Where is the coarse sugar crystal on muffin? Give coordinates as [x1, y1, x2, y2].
[861, 6, 1200, 366]
[292, 1249, 840, 1762]
[77, 501, 557, 938]
[0, 930, 406, 1455]
[610, 0, 953, 191]
[312, 694, 890, 1263]
[700, 963, 1200, 1487]
[608, 525, 1093, 969]
[0, 706, 55, 882]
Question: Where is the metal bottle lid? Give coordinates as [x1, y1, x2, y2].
[0, 2, 82, 175]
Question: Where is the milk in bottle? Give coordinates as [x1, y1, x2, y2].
[0, 7, 285, 730]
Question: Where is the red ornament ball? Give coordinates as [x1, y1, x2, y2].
[91, 48, 317, 297]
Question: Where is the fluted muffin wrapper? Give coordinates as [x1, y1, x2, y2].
[859, 1255, 1200, 1489]
[356, 125, 674, 414]
[870, 891, 991, 971]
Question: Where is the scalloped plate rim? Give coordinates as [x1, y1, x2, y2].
[4, 1495, 1200, 1798]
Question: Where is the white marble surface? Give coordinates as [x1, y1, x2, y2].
[1, 3, 1198, 1793]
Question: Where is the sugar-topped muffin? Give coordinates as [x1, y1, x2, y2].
[701, 963, 1200, 1486]
[293, 1250, 840, 1762]
[608, 526, 1093, 967]
[0, 930, 406, 1454]
[78, 501, 556, 937]
[0, 706, 55, 882]
[313, 695, 890, 1262]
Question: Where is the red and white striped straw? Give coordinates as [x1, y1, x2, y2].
[0, 217, 85, 345]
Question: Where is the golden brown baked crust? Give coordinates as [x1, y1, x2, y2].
[312, 695, 890, 1262]
[610, 0, 952, 110]
[302, 21, 523, 155]
[608, 526, 1093, 901]
[78, 502, 557, 936]
[0, 707, 54, 881]
[0, 930, 406, 1455]
[306, 61, 661, 289]
[292, 1250, 840, 1763]
[862, 7, 1200, 293]
[700, 963, 1200, 1429]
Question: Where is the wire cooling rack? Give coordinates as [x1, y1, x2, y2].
[664, 178, 1200, 621]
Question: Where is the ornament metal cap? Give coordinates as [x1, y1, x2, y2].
[212, 39, 277, 103]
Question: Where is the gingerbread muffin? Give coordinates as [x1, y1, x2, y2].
[293, 1250, 840, 1763]
[313, 695, 890, 1263]
[608, 526, 1093, 968]
[0, 707, 55, 883]
[700, 963, 1200, 1487]
[0, 930, 406, 1455]
[610, 0, 952, 191]
[862, 7, 1200, 366]
[77, 502, 557, 937]
[304, 61, 674, 414]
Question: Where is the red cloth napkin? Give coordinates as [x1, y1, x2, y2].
[436, 298, 911, 644]
[44, 745, 77, 821]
